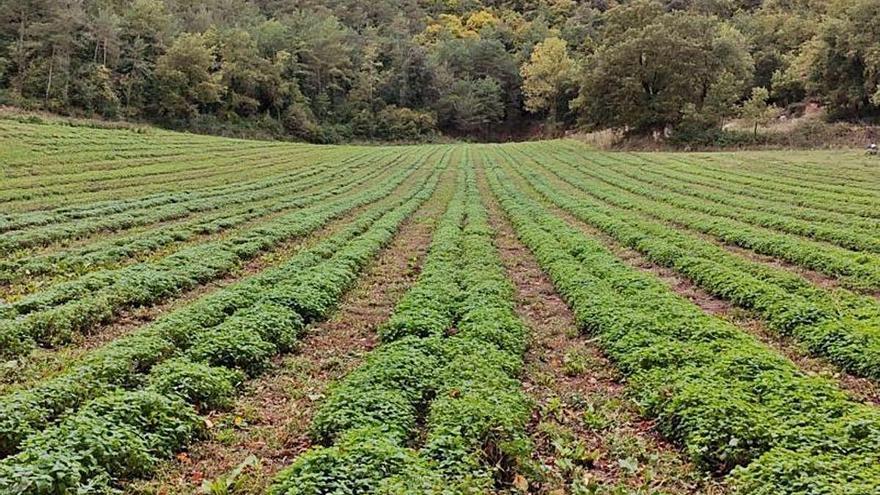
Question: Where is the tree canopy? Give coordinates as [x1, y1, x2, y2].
[0, 0, 876, 142]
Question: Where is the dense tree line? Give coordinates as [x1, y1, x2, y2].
[0, 0, 877, 142]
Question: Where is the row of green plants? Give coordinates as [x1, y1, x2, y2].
[585, 153, 880, 237]
[2, 150, 408, 315]
[1, 147, 317, 213]
[636, 150, 880, 200]
[523, 146, 880, 293]
[0, 123, 262, 173]
[641, 157, 880, 221]
[717, 156, 880, 192]
[484, 152, 880, 495]
[651, 150, 879, 183]
[598, 149, 878, 221]
[663, 156, 880, 215]
[0, 152, 430, 358]
[270, 157, 532, 495]
[685, 151, 880, 182]
[0, 145, 342, 233]
[0, 160, 445, 493]
[0, 144, 298, 206]
[555, 149, 880, 254]
[674, 157, 880, 201]
[0, 150, 392, 285]
[1, 140, 292, 197]
[503, 147, 880, 381]
[591, 150, 880, 221]
[0, 149, 375, 253]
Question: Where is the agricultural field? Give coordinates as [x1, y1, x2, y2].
[1, 118, 879, 495]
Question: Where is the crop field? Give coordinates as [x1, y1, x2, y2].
[1, 119, 880, 495]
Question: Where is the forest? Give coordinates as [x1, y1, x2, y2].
[1, 0, 878, 143]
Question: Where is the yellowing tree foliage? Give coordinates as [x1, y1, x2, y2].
[521, 36, 574, 120]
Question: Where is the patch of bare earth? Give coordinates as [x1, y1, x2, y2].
[506, 167, 880, 406]
[124, 168, 454, 495]
[0, 165, 433, 394]
[477, 172, 722, 495]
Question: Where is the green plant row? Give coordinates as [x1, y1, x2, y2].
[713, 155, 880, 193]
[0, 157, 445, 484]
[685, 150, 880, 182]
[0, 120, 262, 172]
[552, 149, 880, 253]
[503, 147, 880, 381]
[1, 150, 408, 315]
[673, 157, 880, 201]
[0, 141, 300, 199]
[270, 155, 532, 495]
[641, 151, 880, 202]
[0, 146, 350, 233]
[0, 149, 363, 250]
[484, 155, 880, 495]
[0, 147, 360, 248]
[584, 152, 880, 236]
[0, 151, 431, 358]
[520, 145, 880, 292]
[574, 146, 880, 230]
[662, 155, 880, 215]
[0, 144, 303, 206]
[2, 140, 215, 173]
[591, 150, 880, 220]
[1, 148, 318, 214]
[0, 161, 443, 495]
[4, 141, 246, 173]
[0, 150, 397, 286]
[0, 130, 263, 175]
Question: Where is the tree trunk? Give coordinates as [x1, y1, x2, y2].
[753, 121, 758, 138]
[16, 9, 26, 92]
[46, 47, 55, 101]
[62, 52, 71, 102]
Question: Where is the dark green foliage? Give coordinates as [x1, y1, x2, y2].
[268, 427, 443, 495]
[0, 156, 444, 492]
[3, 0, 862, 141]
[484, 153, 880, 494]
[230, 303, 305, 353]
[503, 143, 880, 380]
[186, 325, 277, 377]
[272, 155, 532, 494]
[147, 358, 244, 411]
[0, 391, 202, 495]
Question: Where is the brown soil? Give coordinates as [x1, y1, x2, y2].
[477, 170, 723, 495]
[124, 165, 455, 495]
[506, 166, 880, 406]
[0, 163, 433, 394]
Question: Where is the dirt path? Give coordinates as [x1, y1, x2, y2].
[125, 167, 455, 495]
[477, 172, 723, 495]
[505, 166, 880, 406]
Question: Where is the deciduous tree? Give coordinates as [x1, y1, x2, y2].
[521, 36, 574, 122]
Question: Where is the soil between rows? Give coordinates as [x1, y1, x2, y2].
[125, 165, 456, 495]
[0, 162, 435, 394]
[504, 160, 880, 406]
[476, 168, 722, 495]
